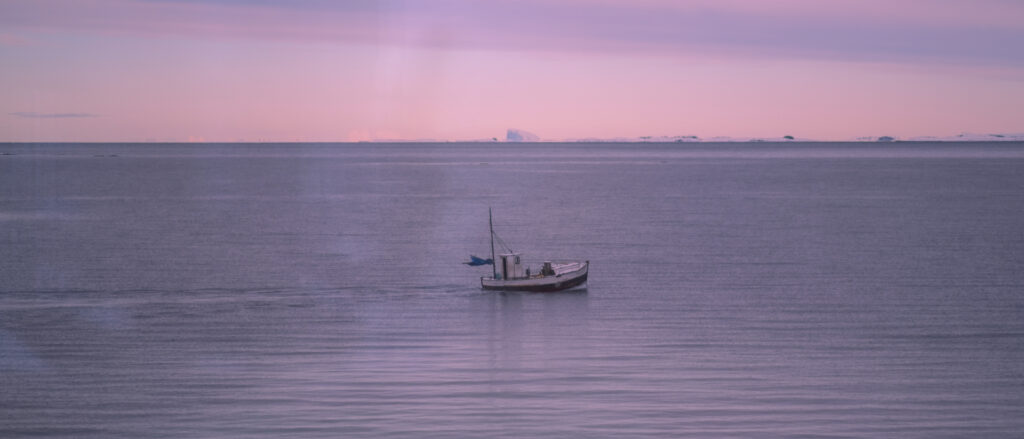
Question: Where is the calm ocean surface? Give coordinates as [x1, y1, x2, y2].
[2, 142, 1024, 437]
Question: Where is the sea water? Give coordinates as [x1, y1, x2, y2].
[2, 142, 1023, 437]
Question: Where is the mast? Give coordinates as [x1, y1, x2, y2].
[489, 207, 497, 279]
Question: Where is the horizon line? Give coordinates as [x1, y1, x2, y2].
[3, 139, 1024, 145]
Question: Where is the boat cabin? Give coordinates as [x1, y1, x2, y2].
[497, 253, 526, 280]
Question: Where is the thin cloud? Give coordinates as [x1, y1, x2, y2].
[10, 112, 98, 118]
[3, 0, 1023, 67]
[0, 32, 32, 46]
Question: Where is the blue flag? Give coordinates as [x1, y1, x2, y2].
[464, 255, 493, 266]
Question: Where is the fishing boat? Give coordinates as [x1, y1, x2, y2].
[471, 208, 589, 292]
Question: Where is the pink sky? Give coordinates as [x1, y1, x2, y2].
[1, 0, 1022, 141]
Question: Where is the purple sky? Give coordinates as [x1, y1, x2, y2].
[2, 0, 1023, 141]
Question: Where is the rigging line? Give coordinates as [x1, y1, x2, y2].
[493, 232, 514, 254]
[489, 214, 515, 254]
[491, 228, 514, 253]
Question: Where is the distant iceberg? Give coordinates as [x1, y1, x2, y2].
[936, 133, 1024, 141]
[506, 129, 540, 142]
[896, 133, 1024, 142]
[566, 135, 703, 143]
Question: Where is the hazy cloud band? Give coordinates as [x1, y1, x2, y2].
[10, 112, 98, 118]
[3, 0, 1023, 67]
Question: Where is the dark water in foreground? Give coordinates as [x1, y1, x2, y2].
[2, 142, 1024, 437]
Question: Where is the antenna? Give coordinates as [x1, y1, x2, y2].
[489, 207, 497, 280]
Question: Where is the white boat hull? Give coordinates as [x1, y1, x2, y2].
[481, 261, 588, 292]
